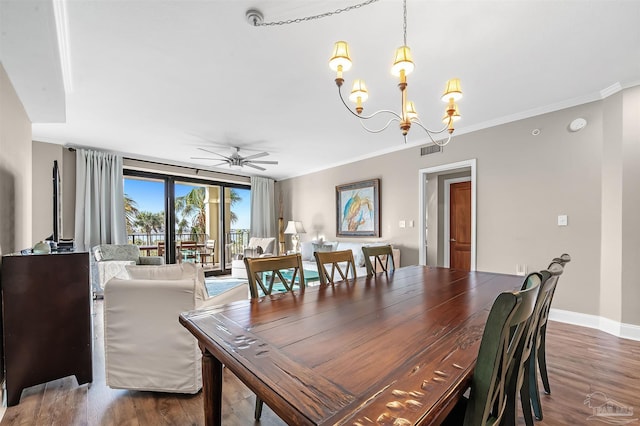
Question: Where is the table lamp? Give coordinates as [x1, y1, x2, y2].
[284, 221, 306, 253]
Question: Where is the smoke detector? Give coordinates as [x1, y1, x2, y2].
[569, 118, 587, 132]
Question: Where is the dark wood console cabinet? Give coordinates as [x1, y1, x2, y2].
[0, 251, 92, 406]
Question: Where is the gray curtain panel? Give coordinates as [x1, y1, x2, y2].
[250, 176, 276, 238]
[74, 149, 126, 252]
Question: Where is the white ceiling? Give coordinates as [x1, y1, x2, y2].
[2, 0, 639, 180]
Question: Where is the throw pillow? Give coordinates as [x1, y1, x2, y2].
[125, 264, 183, 280]
[312, 242, 334, 253]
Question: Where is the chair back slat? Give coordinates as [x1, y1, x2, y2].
[362, 245, 395, 276]
[244, 254, 305, 298]
[314, 250, 356, 286]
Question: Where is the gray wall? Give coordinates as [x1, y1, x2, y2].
[277, 86, 640, 326]
[0, 63, 32, 255]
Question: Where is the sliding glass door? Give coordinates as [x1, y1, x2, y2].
[124, 170, 250, 275]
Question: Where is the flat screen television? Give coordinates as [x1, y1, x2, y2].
[52, 160, 63, 243]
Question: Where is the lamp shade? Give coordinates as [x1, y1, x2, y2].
[349, 79, 369, 103]
[284, 221, 306, 234]
[441, 78, 463, 102]
[391, 46, 414, 77]
[405, 101, 418, 121]
[329, 41, 352, 72]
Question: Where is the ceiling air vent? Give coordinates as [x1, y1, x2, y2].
[420, 145, 442, 156]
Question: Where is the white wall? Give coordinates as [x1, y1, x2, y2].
[277, 88, 639, 326]
[0, 63, 32, 254]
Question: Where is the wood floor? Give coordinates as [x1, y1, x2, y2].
[2, 300, 639, 425]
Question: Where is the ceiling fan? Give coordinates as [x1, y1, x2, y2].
[191, 147, 278, 171]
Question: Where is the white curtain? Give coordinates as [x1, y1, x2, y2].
[250, 176, 276, 238]
[74, 149, 126, 251]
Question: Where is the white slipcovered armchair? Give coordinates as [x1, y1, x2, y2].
[242, 237, 276, 258]
[103, 262, 247, 393]
[92, 244, 164, 297]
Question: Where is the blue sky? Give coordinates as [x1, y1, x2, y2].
[124, 178, 250, 229]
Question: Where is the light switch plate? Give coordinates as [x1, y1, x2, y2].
[557, 215, 568, 226]
[399, 220, 406, 228]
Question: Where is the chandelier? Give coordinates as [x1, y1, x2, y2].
[329, 0, 463, 146]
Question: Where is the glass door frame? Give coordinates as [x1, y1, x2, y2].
[124, 169, 250, 275]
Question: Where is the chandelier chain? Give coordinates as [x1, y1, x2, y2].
[403, 0, 407, 46]
[252, 0, 380, 26]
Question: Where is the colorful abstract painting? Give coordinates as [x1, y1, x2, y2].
[336, 179, 380, 237]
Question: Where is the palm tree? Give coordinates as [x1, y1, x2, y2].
[124, 194, 139, 235]
[175, 187, 243, 240]
[175, 187, 206, 239]
[134, 211, 164, 244]
[228, 188, 241, 224]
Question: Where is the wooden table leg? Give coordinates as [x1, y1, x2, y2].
[202, 347, 223, 426]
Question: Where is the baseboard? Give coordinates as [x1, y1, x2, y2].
[549, 308, 640, 341]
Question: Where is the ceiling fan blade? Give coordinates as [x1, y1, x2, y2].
[210, 162, 229, 167]
[190, 156, 225, 160]
[246, 160, 279, 165]
[196, 147, 232, 161]
[242, 152, 270, 161]
[244, 163, 266, 171]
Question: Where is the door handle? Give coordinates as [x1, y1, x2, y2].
[450, 238, 456, 242]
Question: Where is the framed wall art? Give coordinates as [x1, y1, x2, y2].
[336, 179, 380, 237]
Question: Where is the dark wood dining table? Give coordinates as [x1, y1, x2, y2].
[179, 265, 523, 426]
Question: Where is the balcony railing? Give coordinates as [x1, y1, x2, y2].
[126, 230, 250, 259]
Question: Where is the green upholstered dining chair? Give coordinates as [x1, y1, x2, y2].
[362, 245, 395, 276]
[503, 268, 564, 426]
[314, 249, 357, 286]
[528, 261, 565, 421]
[443, 275, 540, 426]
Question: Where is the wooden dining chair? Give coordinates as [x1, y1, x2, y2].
[243, 253, 305, 420]
[362, 245, 395, 276]
[528, 261, 565, 421]
[443, 274, 540, 426]
[314, 249, 356, 286]
[243, 253, 306, 299]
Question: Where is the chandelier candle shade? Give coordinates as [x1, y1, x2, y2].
[329, 0, 463, 147]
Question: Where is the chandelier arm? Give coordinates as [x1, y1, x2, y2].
[411, 120, 453, 147]
[359, 117, 400, 133]
[412, 119, 450, 135]
[338, 86, 402, 121]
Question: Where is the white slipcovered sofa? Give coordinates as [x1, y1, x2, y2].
[299, 241, 401, 281]
[103, 262, 247, 393]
